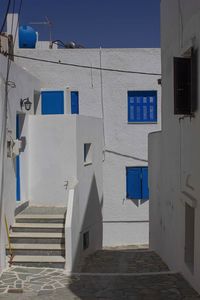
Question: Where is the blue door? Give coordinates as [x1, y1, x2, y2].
[71, 91, 79, 114]
[41, 91, 64, 115]
[16, 114, 20, 201]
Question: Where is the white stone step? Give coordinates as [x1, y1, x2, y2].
[12, 223, 64, 228]
[7, 243, 65, 250]
[8, 255, 65, 268]
[10, 232, 65, 244]
[12, 223, 64, 233]
[12, 255, 65, 263]
[6, 243, 65, 256]
[10, 232, 64, 238]
[15, 214, 65, 223]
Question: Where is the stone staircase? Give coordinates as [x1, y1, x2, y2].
[6, 206, 67, 268]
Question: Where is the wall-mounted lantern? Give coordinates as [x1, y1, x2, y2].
[20, 97, 32, 111]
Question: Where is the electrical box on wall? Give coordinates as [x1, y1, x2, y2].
[7, 139, 22, 158]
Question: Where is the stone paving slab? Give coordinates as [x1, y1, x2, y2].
[79, 249, 169, 273]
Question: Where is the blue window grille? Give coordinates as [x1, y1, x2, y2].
[126, 167, 149, 200]
[71, 91, 79, 114]
[128, 91, 157, 123]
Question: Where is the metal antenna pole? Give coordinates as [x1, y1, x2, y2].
[45, 16, 52, 44]
[29, 16, 53, 47]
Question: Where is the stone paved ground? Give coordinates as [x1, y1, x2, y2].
[79, 249, 169, 273]
[0, 247, 200, 299]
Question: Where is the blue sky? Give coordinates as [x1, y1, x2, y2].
[1, 0, 160, 48]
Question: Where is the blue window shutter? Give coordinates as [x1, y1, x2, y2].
[126, 167, 141, 199]
[41, 91, 64, 115]
[71, 91, 79, 114]
[142, 167, 149, 199]
[128, 91, 157, 122]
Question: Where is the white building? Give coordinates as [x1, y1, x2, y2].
[149, 0, 200, 294]
[14, 46, 161, 247]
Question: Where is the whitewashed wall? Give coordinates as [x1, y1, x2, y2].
[76, 116, 103, 257]
[28, 115, 77, 206]
[0, 54, 40, 271]
[149, 0, 200, 293]
[27, 114, 103, 269]
[15, 48, 161, 246]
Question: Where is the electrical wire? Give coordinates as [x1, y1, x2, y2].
[11, 53, 161, 76]
[10, 0, 16, 37]
[6, 0, 23, 79]
[178, 0, 183, 48]
[0, 0, 11, 34]
[104, 149, 148, 163]
[99, 47, 106, 156]
[0, 0, 23, 230]
[0, 57, 10, 232]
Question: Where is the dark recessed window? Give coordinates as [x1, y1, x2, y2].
[84, 143, 92, 165]
[83, 231, 89, 250]
[174, 48, 198, 115]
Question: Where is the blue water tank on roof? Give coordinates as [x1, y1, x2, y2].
[19, 25, 37, 48]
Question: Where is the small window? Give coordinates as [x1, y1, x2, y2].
[71, 91, 79, 114]
[128, 91, 157, 123]
[174, 48, 198, 115]
[84, 143, 92, 165]
[83, 231, 89, 250]
[126, 167, 149, 200]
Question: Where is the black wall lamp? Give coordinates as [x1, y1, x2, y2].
[20, 97, 32, 111]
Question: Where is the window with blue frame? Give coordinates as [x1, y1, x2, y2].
[128, 91, 157, 123]
[71, 91, 79, 114]
[126, 167, 149, 200]
[41, 91, 64, 115]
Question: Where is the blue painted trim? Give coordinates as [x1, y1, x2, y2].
[16, 115, 20, 201]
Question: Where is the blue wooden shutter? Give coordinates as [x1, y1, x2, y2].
[128, 91, 157, 122]
[71, 91, 79, 114]
[41, 91, 64, 115]
[126, 167, 141, 199]
[142, 167, 149, 199]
